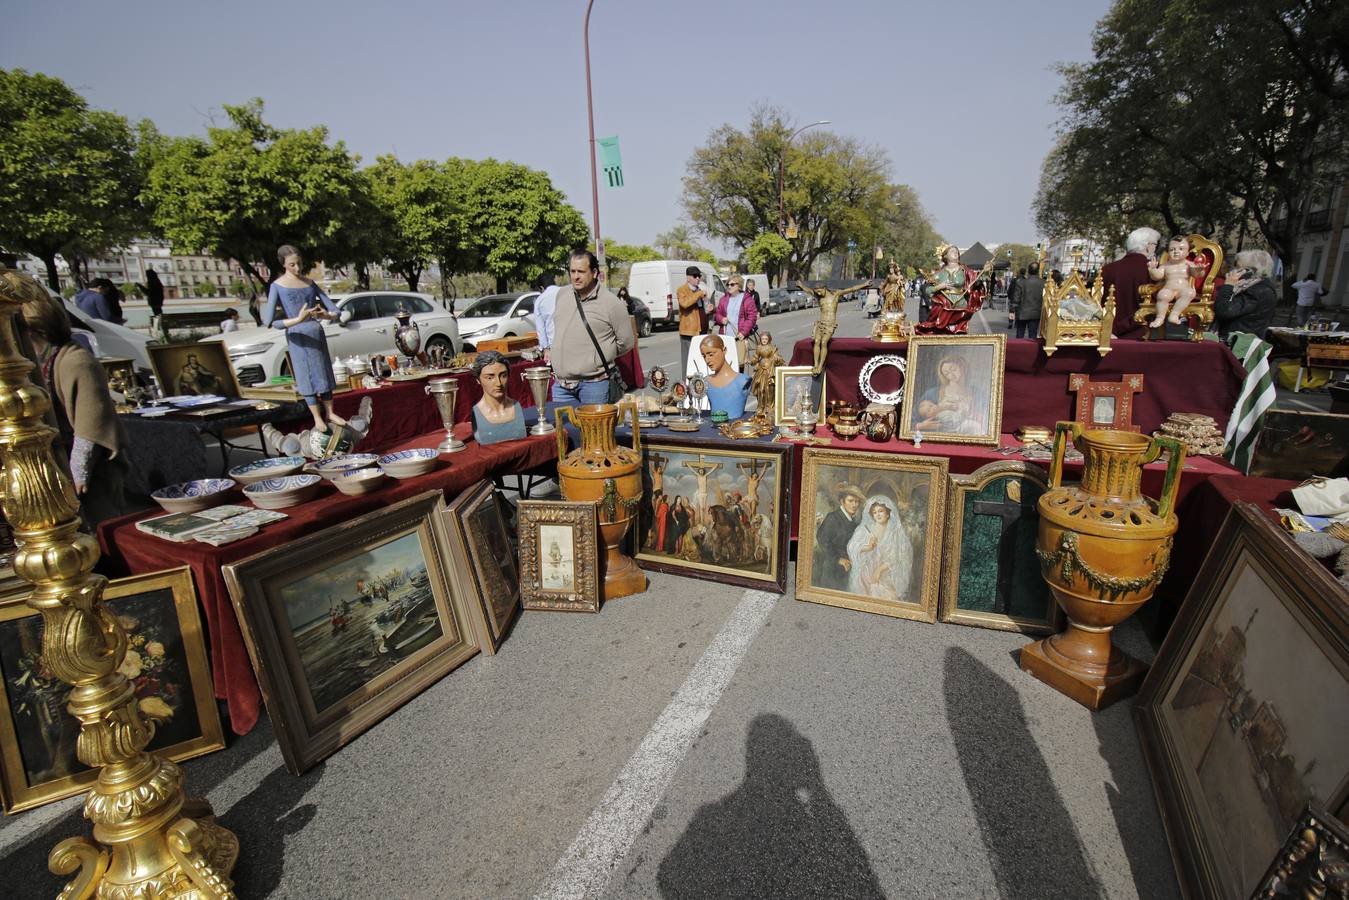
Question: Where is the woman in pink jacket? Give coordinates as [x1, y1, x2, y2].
[713, 275, 759, 363]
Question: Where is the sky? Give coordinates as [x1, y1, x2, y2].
[3, 0, 1112, 253]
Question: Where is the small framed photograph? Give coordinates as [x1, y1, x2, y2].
[773, 366, 825, 427]
[1068, 373, 1144, 432]
[517, 500, 601, 613]
[0, 567, 224, 814]
[898, 334, 1006, 446]
[148, 341, 241, 399]
[223, 491, 483, 775]
[938, 461, 1060, 634]
[445, 480, 520, 654]
[796, 448, 948, 622]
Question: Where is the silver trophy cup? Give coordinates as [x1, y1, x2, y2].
[521, 366, 554, 435]
[425, 377, 466, 453]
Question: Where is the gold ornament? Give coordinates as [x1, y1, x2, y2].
[0, 268, 238, 899]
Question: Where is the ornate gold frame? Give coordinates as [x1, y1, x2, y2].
[897, 334, 1007, 446]
[0, 567, 225, 814]
[517, 500, 601, 613]
[773, 366, 825, 427]
[938, 461, 1061, 635]
[796, 448, 948, 622]
[444, 480, 520, 655]
[1040, 270, 1116, 357]
[1133, 233, 1224, 341]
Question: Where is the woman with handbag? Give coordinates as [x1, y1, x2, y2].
[550, 250, 636, 405]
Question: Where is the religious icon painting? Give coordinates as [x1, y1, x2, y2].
[147, 341, 241, 400]
[637, 438, 791, 593]
[796, 448, 948, 622]
[445, 480, 520, 655]
[0, 567, 224, 813]
[1068, 373, 1144, 432]
[938, 461, 1061, 635]
[773, 366, 826, 427]
[897, 334, 1006, 446]
[223, 491, 482, 775]
[517, 500, 601, 613]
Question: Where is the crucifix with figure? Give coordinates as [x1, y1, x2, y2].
[684, 457, 721, 525]
[735, 459, 772, 522]
[971, 479, 1039, 615]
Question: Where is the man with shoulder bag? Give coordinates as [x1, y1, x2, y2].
[551, 250, 636, 405]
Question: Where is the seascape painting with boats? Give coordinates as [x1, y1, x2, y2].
[279, 531, 448, 714]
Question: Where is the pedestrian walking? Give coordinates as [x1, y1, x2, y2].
[1291, 273, 1326, 327]
[1008, 264, 1044, 339]
[676, 266, 707, 380]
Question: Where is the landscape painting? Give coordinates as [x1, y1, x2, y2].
[447, 481, 520, 654]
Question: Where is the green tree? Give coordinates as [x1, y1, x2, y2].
[653, 224, 716, 263]
[590, 238, 660, 282]
[846, 184, 943, 275]
[0, 69, 144, 290]
[996, 243, 1042, 275]
[365, 156, 458, 293]
[745, 233, 792, 285]
[143, 99, 366, 284]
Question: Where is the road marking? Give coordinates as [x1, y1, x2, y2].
[534, 589, 778, 900]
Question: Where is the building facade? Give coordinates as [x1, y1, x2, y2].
[1282, 181, 1348, 309]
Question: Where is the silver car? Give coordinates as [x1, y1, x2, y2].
[456, 292, 539, 350]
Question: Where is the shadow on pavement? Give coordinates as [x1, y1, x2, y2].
[944, 646, 1103, 899]
[657, 712, 884, 899]
[220, 762, 323, 896]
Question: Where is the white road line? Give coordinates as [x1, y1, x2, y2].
[534, 589, 778, 900]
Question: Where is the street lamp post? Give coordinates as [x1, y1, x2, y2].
[777, 120, 830, 237]
[583, 0, 605, 274]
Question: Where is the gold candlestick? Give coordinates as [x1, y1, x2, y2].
[0, 269, 238, 899]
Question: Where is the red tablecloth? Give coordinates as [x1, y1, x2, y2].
[790, 337, 1246, 436]
[97, 426, 560, 735]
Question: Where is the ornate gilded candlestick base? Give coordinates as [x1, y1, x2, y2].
[0, 269, 239, 898]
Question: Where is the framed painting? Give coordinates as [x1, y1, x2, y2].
[223, 491, 482, 775]
[100, 357, 137, 394]
[1248, 409, 1349, 480]
[1068, 373, 1144, 432]
[636, 438, 791, 593]
[0, 567, 224, 814]
[1135, 502, 1349, 900]
[773, 366, 825, 427]
[897, 334, 1006, 446]
[796, 448, 948, 622]
[938, 461, 1060, 635]
[517, 500, 601, 613]
[1250, 804, 1349, 898]
[445, 480, 520, 655]
[148, 341, 241, 399]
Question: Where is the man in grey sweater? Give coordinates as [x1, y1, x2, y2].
[551, 250, 636, 404]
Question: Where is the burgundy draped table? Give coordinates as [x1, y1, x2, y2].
[790, 337, 1246, 436]
[97, 426, 561, 735]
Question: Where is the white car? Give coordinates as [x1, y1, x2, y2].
[203, 291, 462, 386]
[455, 292, 539, 350]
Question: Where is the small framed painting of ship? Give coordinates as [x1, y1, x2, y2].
[223, 491, 484, 775]
[517, 500, 601, 613]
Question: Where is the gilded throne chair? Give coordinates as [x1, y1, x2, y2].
[1040, 269, 1116, 357]
[1133, 233, 1224, 341]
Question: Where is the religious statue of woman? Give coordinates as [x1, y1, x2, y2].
[746, 330, 785, 422]
[916, 244, 983, 335]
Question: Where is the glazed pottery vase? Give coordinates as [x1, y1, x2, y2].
[554, 402, 647, 600]
[1020, 421, 1185, 709]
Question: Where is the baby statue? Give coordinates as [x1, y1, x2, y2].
[1148, 235, 1204, 327]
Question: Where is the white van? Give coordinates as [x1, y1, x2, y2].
[626, 260, 726, 329]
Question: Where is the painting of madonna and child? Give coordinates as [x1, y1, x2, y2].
[797, 449, 949, 622]
[637, 440, 791, 592]
[898, 334, 1006, 446]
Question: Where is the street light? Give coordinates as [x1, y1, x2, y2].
[584, 0, 605, 274]
[777, 120, 830, 238]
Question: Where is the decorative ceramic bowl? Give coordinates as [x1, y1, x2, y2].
[243, 474, 321, 509]
[378, 448, 440, 479]
[832, 422, 862, 442]
[150, 479, 237, 513]
[229, 456, 306, 485]
[333, 467, 389, 496]
[314, 453, 379, 480]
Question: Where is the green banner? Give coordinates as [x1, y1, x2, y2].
[599, 135, 623, 188]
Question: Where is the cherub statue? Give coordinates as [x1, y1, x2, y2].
[798, 280, 870, 375]
[1148, 235, 1204, 327]
[747, 330, 785, 422]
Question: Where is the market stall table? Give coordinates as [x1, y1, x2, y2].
[98, 423, 561, 735]
[120, 400, 307, 487]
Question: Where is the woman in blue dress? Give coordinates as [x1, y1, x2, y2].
[265, 244, 344, 433]
[699, 334, 750, 418]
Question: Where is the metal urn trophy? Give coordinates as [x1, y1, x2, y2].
[394, 308, 422, 362]
[1020, 421, 1185, 709]
[425, 377, 466, 452]
[521, 366, 555, 436]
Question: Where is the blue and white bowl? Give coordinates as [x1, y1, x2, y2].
[378, 448, 439, 479]
[333, 467, 389, 496]
[314, 453, 380, 480]
[243, 474, 321, 509]
[150, 478, 237, 513]
[229, 456, 306, 485]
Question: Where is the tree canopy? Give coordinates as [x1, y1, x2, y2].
[365, 156, 455, 293]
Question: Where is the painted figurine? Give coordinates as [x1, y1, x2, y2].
[798, 280, 869, 375]
[1148, 235, 1203, 327]
[747, 330, 785, 421]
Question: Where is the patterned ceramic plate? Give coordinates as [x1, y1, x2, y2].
[151, 478, 236, 501]
[242, 474, 321, 495]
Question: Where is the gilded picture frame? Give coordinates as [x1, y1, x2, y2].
[636, 437, 791, 593]
[0, 567, 224, 814]
[148, 340, 241, 399]
[796, 448, 948, 622]
[1250, 804, 1349, 898]
[223, 491, 482, 775]
[773, 365, 825, 427]
[897, 334, 1006, 446]
[445, 480, 520, 655]
[517, 500, 601, 613]
[1069, 373, 1144, 433]
[1135, 502, 1349, 899]
[938, 461, 1060, 634]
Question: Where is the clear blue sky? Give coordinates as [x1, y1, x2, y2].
[3, 0, 1111, 252]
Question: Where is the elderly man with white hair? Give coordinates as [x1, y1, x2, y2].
[1101, 226, 1161, 339]
[1214, 249, 1279, 338]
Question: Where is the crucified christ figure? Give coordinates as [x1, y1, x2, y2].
[799, 280, 870, 375]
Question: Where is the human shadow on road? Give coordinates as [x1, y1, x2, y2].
[656, 713, 884, 899]
[944, 647, 1103, 899]
[220, 761, 323, 896]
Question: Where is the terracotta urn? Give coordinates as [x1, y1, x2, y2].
[554, 402, 647, 600]
[1020, 421, 1185, 709]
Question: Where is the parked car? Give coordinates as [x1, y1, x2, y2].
[788, 289, 814, 309]
[202, 291, 461, 386]
[764, 288, 788, 315]
[623, 292, 654, 337]
[627, 260, 727, 329]
[451, 296, 482, 316]
[455, 292, 539, 350]
[53, 293, 154, 376]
